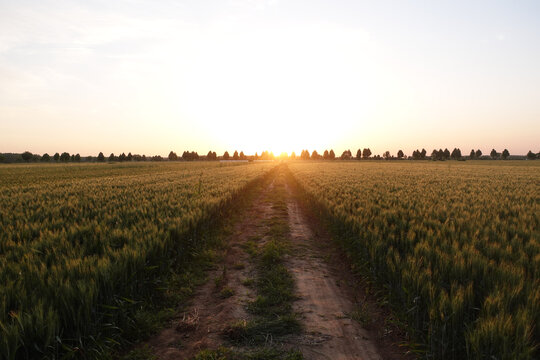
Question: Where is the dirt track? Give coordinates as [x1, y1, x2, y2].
[285, 184, 382, 360]
[141, 167, 412, 359]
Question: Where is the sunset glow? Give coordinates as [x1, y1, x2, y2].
[1, 1, 539, 156]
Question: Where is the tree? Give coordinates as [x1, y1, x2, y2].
[233, 151, 239, 160]
[182, 151, 199, 161]
[526, 150, 536, 160]
[323, 150, 329, 159]
[290, 152, 296, 160]
[223, 151, 230, 160]
[300, 150, 310, 160]
[259, 150, 271, 160]
[439, 149, 445, 160]
[168, 151, 178, 161]
[339, 149, 350, 160]
[451, 148, 462, 160]
[127, 152, 133, 161]
[502, 149, 510, 160]
[397, 150, 404, 159]
[362, 148, 372, 159]
[443, 148, 450, 160]
[431, 149, 439, 160]
[311, 150, 321, 159]
[97, 152, 105, 162]
[60, 152, 70, 162]
[383, 151, 391, 160]
[475, 149, 482, 159]
[239, 151, 246, 160]
[41, 153, 51, 162]
[356, 149, 362, 160]
[21, 151, 33, 162]
[119, 153, 126, 162]
[490, 149, 498, 159]
[109, 153, 115, 162]
[329, 149, 337, 160]
[207, 151, 217, 161]
[412, 149, 427, 160]
[54, 153, 60, 162]
[74, 154, 81, 162]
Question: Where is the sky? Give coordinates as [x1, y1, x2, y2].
[1, 0, 539, 156]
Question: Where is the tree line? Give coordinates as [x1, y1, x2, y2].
[1, 148, 538, 163]
[296, 148, 539, 161]
[168, 150, 276, 161]
[0, 151, 162, 163]
[0, 150, 269, 163]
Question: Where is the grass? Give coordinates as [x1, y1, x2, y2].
[226, 236, 300, 346]
[233, 262, 246, 270]
[242, 240, 259, 257]
[225, 315, 301, 345]
[214, 266, 228, 288]
[347, 302, 371, 326]
[121, 345, 156, 360]
[247, 247, 296, 317]
[194, 346, 302, 360]
[219, 287, 235, 299]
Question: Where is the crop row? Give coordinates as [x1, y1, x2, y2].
[0, 162, 275, 359]
[287, 161, 539, 359]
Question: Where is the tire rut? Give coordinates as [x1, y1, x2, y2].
[284, 183, 383, 360]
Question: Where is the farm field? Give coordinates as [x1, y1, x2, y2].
[1, 160, 538, 360]
[0, 162, 275, 359]
[287, 160, 540, 359]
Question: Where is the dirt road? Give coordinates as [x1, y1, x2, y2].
[141, 167, 411, 359]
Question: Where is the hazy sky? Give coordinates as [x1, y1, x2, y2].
[1, 0, 539, 156]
